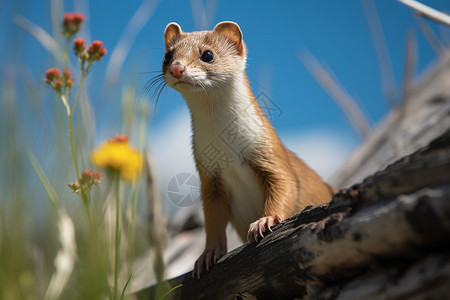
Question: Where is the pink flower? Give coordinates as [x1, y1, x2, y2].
[87, 40, 107, 61]
[73, 38, 86, 56]
[63, 13, 74, 24]
[79, 170, 104, 186]
[72, 13, 85, 24]
[62, 12, 85, 36]
[68, 169, 103, 193]
[44, 68, 74, 93]
[108, 134, 129, 144]
[74, 39, 107, 70]
[55, 80, 63, 90]
[63, 69, 74, 87]
[63, 69, 71, 78]
[98, 47, 107, 57]
[45, 68, 61, 82]
[44, 68, 62, 91]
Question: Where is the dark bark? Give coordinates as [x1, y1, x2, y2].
[136, 129, 450, 300]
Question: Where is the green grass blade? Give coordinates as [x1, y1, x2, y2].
[26, 149, 59, 209]
[159, 284, 182, 300]
[119, 273, 133, 300]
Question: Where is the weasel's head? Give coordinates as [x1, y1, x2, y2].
[162, 21, 247, 95]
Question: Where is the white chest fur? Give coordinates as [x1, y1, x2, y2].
[184, 79, 265, 239]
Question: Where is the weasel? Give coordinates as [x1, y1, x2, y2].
[162, 21, 335, 278]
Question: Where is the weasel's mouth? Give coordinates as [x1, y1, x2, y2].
[175, 80, 194, 86]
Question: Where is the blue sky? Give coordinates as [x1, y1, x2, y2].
[97, 0, 446, 132]
[1, 0, 449, 184]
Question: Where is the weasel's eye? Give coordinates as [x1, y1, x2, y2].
[200, 50, 214, 63]
[164, 50, 173, 63]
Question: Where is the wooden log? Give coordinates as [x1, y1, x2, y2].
[136, 129, 450, 300]
[316, 253, 450, 300]
[329, 52, 450, 188]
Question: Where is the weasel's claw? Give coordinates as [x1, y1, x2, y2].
[193, 247, 226, 279]
[247, 215, 282, 243]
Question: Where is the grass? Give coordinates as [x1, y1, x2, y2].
[0, 9, 172, 300]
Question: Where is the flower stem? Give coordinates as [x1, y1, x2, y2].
[60, 94, 71, 118]
[68, 111, 80, 179]
[113, 173, 121, 300]
[64, 37, 70, 70]
[67, 73, 86, 195]
[65, 68, 114, 296]
[71, 74, 86, 113]
[83, 198, 113, 299]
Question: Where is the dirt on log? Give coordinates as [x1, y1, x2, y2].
[136, 128, 450, 300]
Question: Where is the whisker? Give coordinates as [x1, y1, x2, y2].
[133, 70, 165, 75]
[152, 81, 167, 115]
[140, 69, 259, 122]
[142, 74, 164, 95]
[140, 73, 167, 116]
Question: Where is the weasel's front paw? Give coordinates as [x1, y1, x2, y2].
[193, 246, 227, 279]
[247, 214, 282, 243]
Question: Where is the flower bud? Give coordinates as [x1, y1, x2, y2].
[63, 69, 72, 79]
[73, 38, 86, 56]
[45, 68, 61, 81]
[44, 68, 65, 93]
[55, 80, 63, 91]
[87, 40, 107, 61]
[62, 69, 74, 88]
[108, 134, 129, 144]
[72, 13, 85, 24]
[98, 47, 107, 57]
[62, 12, 85, 36]
[68, 181, 80, 193]
[79, 170, 104, 187]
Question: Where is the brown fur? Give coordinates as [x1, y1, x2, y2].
[162, 22, 335, 276]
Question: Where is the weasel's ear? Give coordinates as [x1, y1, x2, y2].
[213, 21, 244, 56]
[164, 22, 183, 50]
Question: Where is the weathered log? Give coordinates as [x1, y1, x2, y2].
[329, 52, 450, 188]
[315, 253, 450, 300]
[136, 129, 450, 300]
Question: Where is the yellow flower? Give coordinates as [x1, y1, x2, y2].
[91, 136, 143, 181]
